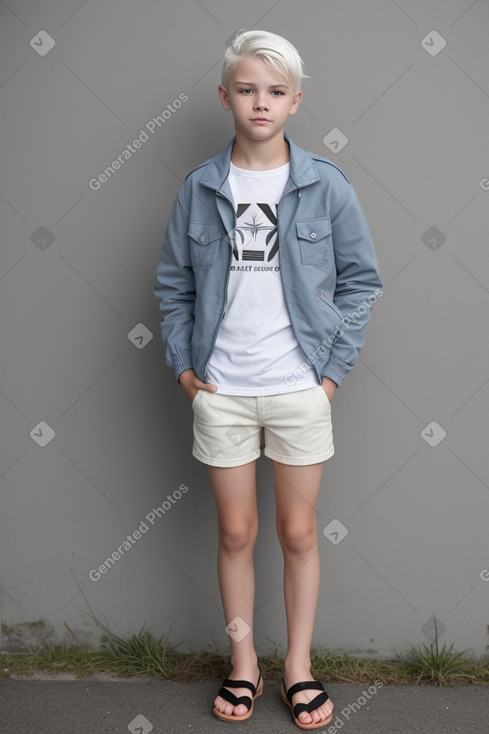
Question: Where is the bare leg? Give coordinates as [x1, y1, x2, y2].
[209, 461, 260, 718]
[274, 461, 334, 726]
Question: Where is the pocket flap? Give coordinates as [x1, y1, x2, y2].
[188, 222, 224, 245]
[296, 217, 331, 242]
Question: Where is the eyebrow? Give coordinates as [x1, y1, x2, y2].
[232, 81, 289, 89]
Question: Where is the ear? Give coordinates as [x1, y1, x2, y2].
[288, 88, 303, 116]
[218, 84, 232, 111]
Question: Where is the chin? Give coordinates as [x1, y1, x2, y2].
[246, 126, 278, 139]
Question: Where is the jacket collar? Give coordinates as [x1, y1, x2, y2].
[199, 132, 320, 194]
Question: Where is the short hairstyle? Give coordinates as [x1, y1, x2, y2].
[222, 30, 307, 92]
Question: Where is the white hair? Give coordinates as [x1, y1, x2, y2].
[222, 29, 307, 92]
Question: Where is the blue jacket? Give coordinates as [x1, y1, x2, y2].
[154, 133, 382, 387]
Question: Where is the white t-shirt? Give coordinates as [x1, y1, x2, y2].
[206, 161, 319, 396]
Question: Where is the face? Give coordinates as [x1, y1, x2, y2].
[218, 57, 302, 142]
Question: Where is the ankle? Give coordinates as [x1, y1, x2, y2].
[230, 651, 259, 671]
[284, 656, 312, 678]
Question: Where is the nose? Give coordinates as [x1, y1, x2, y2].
[254, 93, 269, 110]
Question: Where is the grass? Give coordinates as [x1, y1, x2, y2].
[1, 616, 488, 686]
[402, 617, 484, 686]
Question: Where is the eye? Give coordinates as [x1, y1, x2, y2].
[272, 90, 285, 96]
[239, 88, 253, 94]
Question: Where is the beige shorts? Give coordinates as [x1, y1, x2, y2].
[191, 385, 334, 467]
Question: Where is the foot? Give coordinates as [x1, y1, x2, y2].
[283, 668, 334, 727]
[213, 662, 261, 719]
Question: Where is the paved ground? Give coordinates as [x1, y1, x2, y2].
[0, 675, 488, 733]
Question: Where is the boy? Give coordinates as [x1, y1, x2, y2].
[154, 30, 382, 729]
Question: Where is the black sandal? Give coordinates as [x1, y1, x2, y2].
[212, 673, 263, 721]
[281, 679, 333, 730]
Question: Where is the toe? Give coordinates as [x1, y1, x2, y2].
[310, 708, 321, 724]
[293, 695, 334, 725]
[298, 710, 313, 724]
[319, 701, 334, 720]
[214, 695, 249, 718]
[233, 703, 249, 717]
[215, 696, 232, 715]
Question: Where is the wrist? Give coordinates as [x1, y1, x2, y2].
[178, 368, 194, 384]
[321, 376, 337, 402]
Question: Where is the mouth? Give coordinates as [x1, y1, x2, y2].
[251, 118, 271, 123]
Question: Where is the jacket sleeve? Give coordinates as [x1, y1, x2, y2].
[154, 186, 195, 381]
[322, 184, 383, 386]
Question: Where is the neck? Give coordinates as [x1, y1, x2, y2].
[231, 132, 289, 170]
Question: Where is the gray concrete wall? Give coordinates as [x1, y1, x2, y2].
[1, 0, 488, 660]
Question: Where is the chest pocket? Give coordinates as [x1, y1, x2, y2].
[296, 217, 333, 266]
[188, 222, 223, 269]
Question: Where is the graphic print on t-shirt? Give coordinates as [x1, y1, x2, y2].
[232, 203, 279, 264]
[205, 160, 318, 394]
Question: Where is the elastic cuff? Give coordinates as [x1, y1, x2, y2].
[322, 353, 349, 387]
[166, 349, 193, 381]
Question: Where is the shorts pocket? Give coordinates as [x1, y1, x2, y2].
[296, 217, 333, 266]
[191, 389, 202, 409]
[315, 384, 331, 410]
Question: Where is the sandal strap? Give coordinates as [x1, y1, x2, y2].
[283, 679, 329, 718]
[221, 678, 257, 695]
[293, 691, 329, 718]
[285, 679, 325, 703]
[216, 686, 252, 710]
[216, 676, 259, 711]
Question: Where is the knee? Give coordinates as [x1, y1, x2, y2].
[277, 520, 317, 557]
[219, 518, 257, 554]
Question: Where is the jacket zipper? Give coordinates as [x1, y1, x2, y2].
[317, 289, 344, 320]
[204, 190, 234, 382]
[276, 190, 317, 376]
